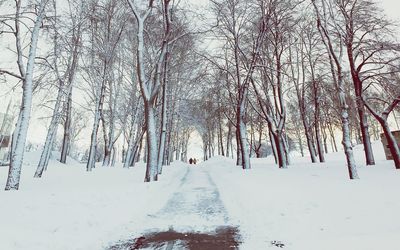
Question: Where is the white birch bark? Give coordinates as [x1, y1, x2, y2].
[60, 33, 81, 164]
[124, 131, 136, 168]
[238, 99, 251, 169]
[157, 50, 169, 174]
[312, 0, 359, 179]
[144, 105, 158, 181]
[123, 113, 140, 168]
[34, 86, 64, 178]
[127, 0, 170, 182]
[86, 67, 107, 171]
[5, 0, 48, 190]
[60, 89, 72, 163]
[86, 89, 103, 171]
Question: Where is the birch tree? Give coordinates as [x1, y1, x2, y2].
[288, 21, 318, 162]
[85, 0, 126, 171]
[3, 0, 49, 190]
[126, 0, 172, 181]
[362, 69, 400, 169]
[335, 0, 400, 166]
[35, 0, 85, 176]
[250, 0, 299, 168]
[59, 0, 86, 164]
[364, 94, 400, 168]
[312, 0, 359, 179]
[211, 0, 269, 169]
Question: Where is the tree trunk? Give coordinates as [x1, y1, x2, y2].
[322, 128, 328, 154]
[5, 0, 47, 190]
[328, 124, 338, 152]
[339, 91, 359, 179]
[238, 113, 251, 169]
[175, 138, 181, 162]
[124, 129, 135, 168]
[312, 0, 359, 180]
[346, 36, 375, 165]
[60, 23, 80, 164]
[86, 112, 100, 172]
[86, 62, 107, 171]
[380, 121, 400, 169]
[102, 146, 112, 167]
[283, 132, 291, 166]
[297, 130, 304, 157]
[226, 123, 232, 157]
[34, 86, 63, 178]
[60, 90, 72, 164]
[313, 81, 325, 163]
[133, 134, 144, 166]
[219, 115, 225, 156]
[235, 127, 242, 166]
[315, 122, 325, 163]
[357, 102, 375, 165]
[268, 122, 278, 164]
[111, 147, 116, 166]
[157, 81, 168, 174]
[273, 131, 287, 169]
[144, 102, 158, 182]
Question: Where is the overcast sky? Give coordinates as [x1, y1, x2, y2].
[1, 0, 400, 153]
[379, 0, 400, 22]
[193, 0, 400, 20]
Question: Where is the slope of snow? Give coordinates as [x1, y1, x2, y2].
[0, 157, 188, 250]
[1, 142, 399, 250]
[204, 141, 400, 250]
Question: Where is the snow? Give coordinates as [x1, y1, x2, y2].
[1, 141, 400, 249]
[208, 141, 400, 250]
[0, 154, 188, 250]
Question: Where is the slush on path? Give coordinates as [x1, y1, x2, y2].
[108, 165, 241, 250]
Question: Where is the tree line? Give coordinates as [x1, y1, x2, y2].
[0, 0, 399, 190]
[198, 0, 400, 178]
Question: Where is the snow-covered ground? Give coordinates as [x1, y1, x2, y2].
[0, 153, 189, 250]
[209, 141, 400, 250]
[1, 141, 400, 250]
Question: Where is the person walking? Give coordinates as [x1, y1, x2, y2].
[193, 158, 197, 164]
[189, 158, 193, 164]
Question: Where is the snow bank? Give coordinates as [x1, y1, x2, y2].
[1, 142, 399, 250]
[0, 159, 188, 250]
[204, 141, 400, 250]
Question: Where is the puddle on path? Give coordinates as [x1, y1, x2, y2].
[107, 168, 240, 250]
[107, 226, 240, 250]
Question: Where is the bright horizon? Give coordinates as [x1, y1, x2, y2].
[0, 0, 399, 160]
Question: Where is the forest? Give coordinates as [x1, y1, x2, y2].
[0, 0, 399, 191]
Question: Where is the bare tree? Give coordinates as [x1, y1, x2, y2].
[59, 0, 86, 164]
[250, 0, 298, 168]
[312, 0, 359, 179]
[3, 0, 49, 190]
[85, 0, 126, 171]
[35, 0, 85, 177]
[335, 0, 400, 166]
[363, 71, 400, 169]
[211, 0, 269, 169]
[126, 0, 172, 181]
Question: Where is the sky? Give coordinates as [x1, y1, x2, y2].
[379, 0, 400, 22]
[0, 0, 399, 160]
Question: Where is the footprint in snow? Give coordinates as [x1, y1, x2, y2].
[271, 240, 285, 248]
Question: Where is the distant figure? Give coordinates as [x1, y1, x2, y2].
[193, 158, 197, 165]
[189, 158, 193, 164]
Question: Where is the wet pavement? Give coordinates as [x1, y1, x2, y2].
[107, 167, 241, 250]
[108, 226, 240, 250]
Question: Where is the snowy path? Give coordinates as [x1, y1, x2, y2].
[155, 166, 229, 227]
[108, 166, 240, 249]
